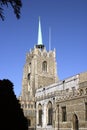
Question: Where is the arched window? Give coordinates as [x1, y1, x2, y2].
[28, 73, 30, 80]
[28, 73, 31, 85]
[62, 106, 67, 122]
[42, 61, 47, 72]
[47, 101, 53, 125]
[38, 104, 42, 126]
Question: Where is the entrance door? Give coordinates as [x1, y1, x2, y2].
[73, 114, 79, 130]
[28, 119, 31, 126]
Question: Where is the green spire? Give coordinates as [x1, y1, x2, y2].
[37, 17, 43, 45]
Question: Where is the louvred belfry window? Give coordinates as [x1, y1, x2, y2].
[42, 61, 47, 72]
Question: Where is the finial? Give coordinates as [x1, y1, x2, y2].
[37, 16, 43, 45]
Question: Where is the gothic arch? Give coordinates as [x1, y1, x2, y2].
[72, 114, 79, 130]
[38, 104, 42, 126]
[47, 101, 53, 125]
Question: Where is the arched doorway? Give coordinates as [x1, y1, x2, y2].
[73, 114, 79, 130]
[28, 119, 31, 127]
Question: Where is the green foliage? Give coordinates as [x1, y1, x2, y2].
[0, 0, 22, 20]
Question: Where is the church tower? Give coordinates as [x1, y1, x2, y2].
[19, 17, 58, 129]
[21, 17, 58, 100]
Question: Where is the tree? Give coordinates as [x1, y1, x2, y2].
[0, 79, 28, 130]
[0, 0, 22, 20]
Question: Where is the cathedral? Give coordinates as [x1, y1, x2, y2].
[19, 18, 87, 130]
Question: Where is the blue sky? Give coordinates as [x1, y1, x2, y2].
[0, 0, 87, 97]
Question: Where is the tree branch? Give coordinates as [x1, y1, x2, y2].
[0, 0, 22, 20]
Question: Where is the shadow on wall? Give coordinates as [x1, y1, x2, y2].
[0, 79, 28, 130]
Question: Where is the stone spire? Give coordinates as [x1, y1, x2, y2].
[37, 17, 43, 45]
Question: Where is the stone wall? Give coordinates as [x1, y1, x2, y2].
[36, 72, 87, 130]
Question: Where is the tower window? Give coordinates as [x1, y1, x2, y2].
[28, 73, 30, 80]
[42, 61, 47, 72]
[62, 106, 67, 122]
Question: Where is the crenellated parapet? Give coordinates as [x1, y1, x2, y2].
[26, 46, 56, 60]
